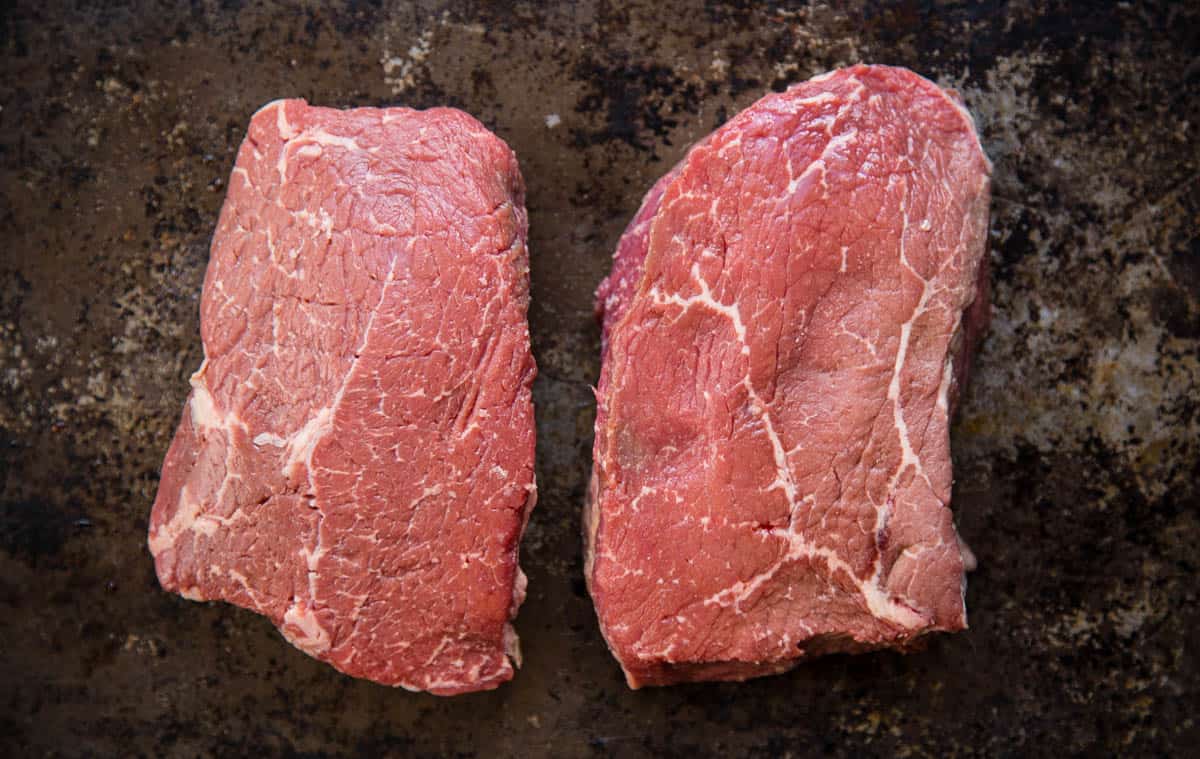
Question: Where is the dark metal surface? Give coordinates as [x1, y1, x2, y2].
[2, 1, 1198, 756]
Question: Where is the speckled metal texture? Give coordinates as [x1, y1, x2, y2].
[1, 1, 1197, 756]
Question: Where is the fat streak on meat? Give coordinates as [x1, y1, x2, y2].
[148, 99, 537, 695]
[587, 65, 992, 687]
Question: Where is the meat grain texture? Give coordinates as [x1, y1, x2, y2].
[588, 65, 992, 688]
[148, 100, 538, 695]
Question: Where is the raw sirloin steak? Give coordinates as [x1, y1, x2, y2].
[587, 65, 992, 687]
[149, 100, 537, 695]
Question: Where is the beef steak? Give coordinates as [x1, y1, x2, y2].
[149, 100, 537, 695]
[587, 65, 992, 687]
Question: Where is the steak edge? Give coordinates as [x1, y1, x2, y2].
[587, 65, 992, 688]
[149, 99, 537, 695]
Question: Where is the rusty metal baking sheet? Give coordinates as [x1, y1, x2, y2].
[0, 1, 1196, 756]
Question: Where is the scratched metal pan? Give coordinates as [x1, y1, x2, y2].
[0, 2, 1196, 756]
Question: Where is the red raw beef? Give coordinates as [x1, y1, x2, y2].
[587, 65, 991, 687]
[149, 100, 537, 695]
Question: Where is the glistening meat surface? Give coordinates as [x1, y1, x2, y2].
[148, 100, 537, 695]
[587, 65, 992, 688]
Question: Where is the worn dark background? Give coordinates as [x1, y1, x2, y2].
[1, 1, 1197, 756]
